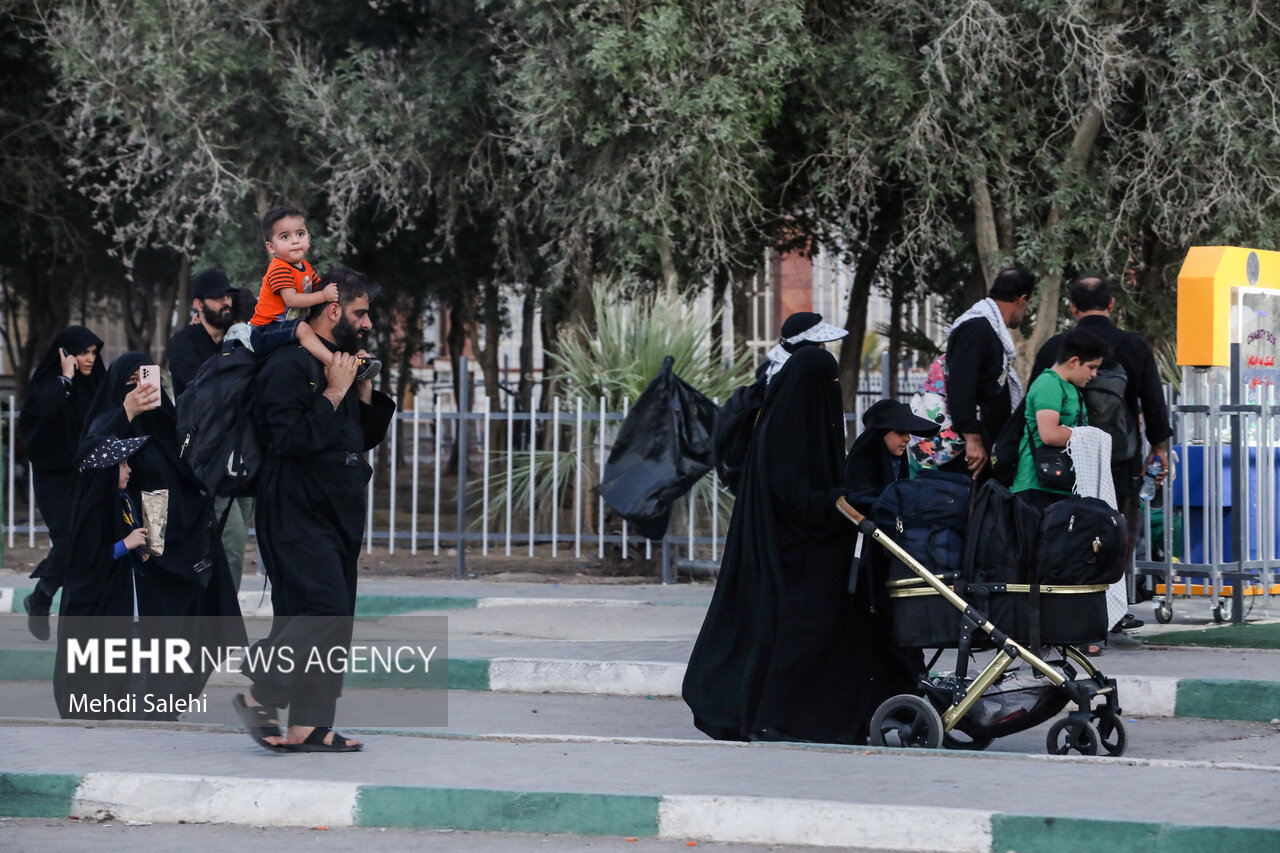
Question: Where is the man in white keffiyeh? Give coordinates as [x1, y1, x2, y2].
[908, 266, 1036, 474]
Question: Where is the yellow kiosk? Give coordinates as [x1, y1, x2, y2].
[1151, 248, 1280, 622]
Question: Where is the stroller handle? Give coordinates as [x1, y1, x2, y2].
[836, 496, 865, 524]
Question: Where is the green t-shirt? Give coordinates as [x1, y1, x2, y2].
[1011, 368, 1086, 495]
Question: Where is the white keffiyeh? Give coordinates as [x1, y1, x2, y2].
[763, 343, 790, 383]
[946, 297, 1025, 408]
[1066, 425, 1129, 629]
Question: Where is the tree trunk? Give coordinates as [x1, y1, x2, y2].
[730, 263, 752, 363]
[1017, 104, 1105, 381]
[516, 283, 537, 449]
[887, 281, 906, 400]
[838, 186, 903, 411]
[711, 266, 727, 370]
[658, 230, 678, 299]
[446, 299, 470, 476]
[159, 256, 190, 367]
[971, 164, 999, 295]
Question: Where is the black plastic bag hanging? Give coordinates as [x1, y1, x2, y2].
[597, 356, 718, 541]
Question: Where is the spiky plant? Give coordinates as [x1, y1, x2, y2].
[475, 283, 753, 549]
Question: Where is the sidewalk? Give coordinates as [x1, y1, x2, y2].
[3, 572, 1279, 722]
[4, 569, 1280, 849]
[3, 726, 1279, 850]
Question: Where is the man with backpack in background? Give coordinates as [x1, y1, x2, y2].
[1031, 276, 1173, 635]
[168, 268, 254, 589]
[169, 269, 236, 396]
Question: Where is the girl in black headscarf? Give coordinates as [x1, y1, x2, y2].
[19, 326, 105, 640]
[844, 399, 940, 510]
[683, 344, 863, 744]
[54, 435, 151, 718]
[70, 352, 245, 718]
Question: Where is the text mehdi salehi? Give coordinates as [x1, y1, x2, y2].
[66, 692, 207, 715]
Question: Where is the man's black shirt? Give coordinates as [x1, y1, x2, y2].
[945, 317, 1013, 440]
[168, 323, 219, 397]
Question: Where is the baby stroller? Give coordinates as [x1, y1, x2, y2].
[838, 486, 1127, 757]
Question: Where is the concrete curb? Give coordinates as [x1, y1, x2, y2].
[2, 770, 1276, 850]
[0, 587, 687, 619]
[0, 649, 1276, 721]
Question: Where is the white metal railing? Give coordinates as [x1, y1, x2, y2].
[11, 373, 1275, 604]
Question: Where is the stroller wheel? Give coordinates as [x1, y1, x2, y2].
[869, 695, 943, 750]
[1096, 715, 1127, 757]
[1045, 717, 1100, 756]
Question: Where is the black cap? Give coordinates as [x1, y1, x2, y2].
[192, 269, 231, 300]
[861, 399, 940, 437]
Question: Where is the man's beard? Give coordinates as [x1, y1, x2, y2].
[201, 301, 234, 331]
[332, 312, 367, 354]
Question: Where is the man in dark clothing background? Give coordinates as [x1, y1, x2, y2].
[168, 269, 235, 396]
[1032, 276, 1173, 626]
[236, 267, 395, 752]
[167, 268, 254, 588]
[931, 266, 1037, 475]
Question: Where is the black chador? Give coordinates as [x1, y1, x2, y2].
[682, 345, 863, 744]
[65, 352, 246, 717]
[246, 339, 394, 727]
[19, 326, 105, 636]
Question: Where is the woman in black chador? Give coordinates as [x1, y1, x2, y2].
[682, 342, 863, 744]
[65, 352, 245, 719]
[19, 326, 105, 640]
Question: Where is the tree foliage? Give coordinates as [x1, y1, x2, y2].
[3, 0, 1279, 395]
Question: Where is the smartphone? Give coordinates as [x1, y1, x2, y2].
[138, 364, 161, 393]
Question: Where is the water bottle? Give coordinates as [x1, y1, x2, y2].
[1138, 459, 1162, 502]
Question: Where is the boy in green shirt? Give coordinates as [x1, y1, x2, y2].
[1012, 328, 1110, 512]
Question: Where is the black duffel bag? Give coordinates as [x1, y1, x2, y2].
[1035, 496, 1128, 586]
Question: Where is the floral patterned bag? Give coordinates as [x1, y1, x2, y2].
[906, 354, 964, 469]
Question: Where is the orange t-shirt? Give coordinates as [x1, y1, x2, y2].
[250, 257, 318, 326]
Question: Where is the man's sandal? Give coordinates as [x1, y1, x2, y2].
[232, 694, 289, 753]
[285, 726, 362, 753]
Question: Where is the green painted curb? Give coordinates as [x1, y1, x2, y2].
[0, 772, 81, 818]
[354, 595, 478, 620]
[355, 785, 660, 836]
[1150, 621, 1280, 650]
[991, 814, 1280, 852]
[1176, 678, 1280, 722]
[0, 648, 54, 681]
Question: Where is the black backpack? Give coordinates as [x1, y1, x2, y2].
[963, 479, 1041, 585]
[872, 470, 972, 578]
[711, 378, 766, 496]
[1035, 496, 1128, 585]
[989, 398, 1027, 487]
[175, 342, 263, 497]
[1083, 361, 1140, 464]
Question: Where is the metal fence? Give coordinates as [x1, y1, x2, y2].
[8, 364, 1276, 616]
[1135, 370, 1278, 625]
